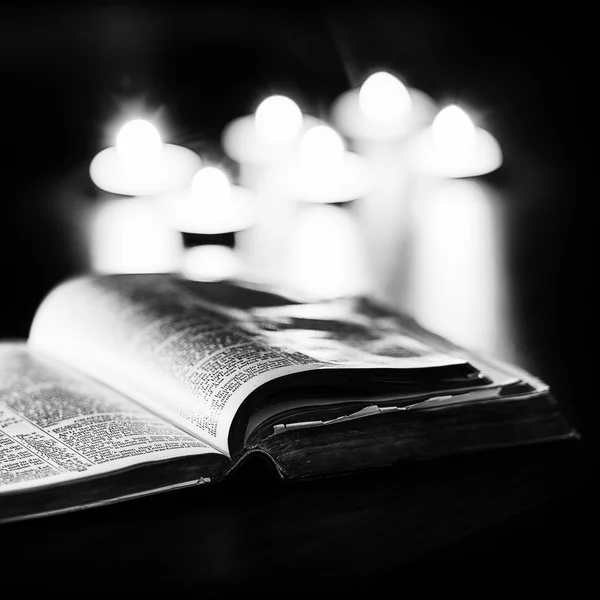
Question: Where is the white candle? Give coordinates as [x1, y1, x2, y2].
[163, 165, 256, 283]
[222, 95, 325, 285]
[331, 71, 438, 306]
[409, 104, 503, 178]
[402, 105, 508, 355]
[90, 119, 202, 196]
[86, 119, 199, 274]
[370, 103, 504, 311]
[260, 124, 373, 295]
[255, 125, 372, 299]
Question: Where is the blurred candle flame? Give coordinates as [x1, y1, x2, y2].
[190, 166, 231, 202]
[358, 71, 412, 123]
[115, 119, 163, 167]
[299, 125, 345, 171]
[431, 105, 477, 154]
[254, 95, 303, 143]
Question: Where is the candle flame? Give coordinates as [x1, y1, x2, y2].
[358, 71, 412, 123]
[115, 119, 163, 166]
[255, 95, 303, 143]
[190, 166, 231, 201]
[431, 105, 477, 153]
[299, 125, 345, 169]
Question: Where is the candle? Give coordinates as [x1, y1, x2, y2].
[409, 104, 503, 178]
[165, 166, 256, 282]
[266, 124, 373, 204]
[331, 71, 438, 307]
[89, 118, 202, 196]
[86, 118, 200, 274]
[403, 106, 508, 354]
[264, 125, 372, 299]
[222, 94, 324, 285]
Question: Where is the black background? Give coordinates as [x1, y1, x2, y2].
[0, 1, 594, 588]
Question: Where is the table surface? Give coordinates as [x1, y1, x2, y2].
[0, 3, 593, 589]
[0, 439, 595, 590]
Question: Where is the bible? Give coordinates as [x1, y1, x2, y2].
[0, 273, 577, 523]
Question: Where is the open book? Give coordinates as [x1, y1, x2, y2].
[0, 274, 577, 522]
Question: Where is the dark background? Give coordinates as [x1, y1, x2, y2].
[0, 1, 594, 588]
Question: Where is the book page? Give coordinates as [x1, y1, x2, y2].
[29, 276, 323, 457]
[212, 296, 468, 368]
[0, 343, 218, 494]
[28, 275, 470, 457]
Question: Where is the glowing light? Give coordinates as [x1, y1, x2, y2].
[181, 245, 240, 282]
[299, 125, 345, 170]
[190, 166, 231, 201]
[332, 75, 437, 141]
[90, 118, 202, 196]
[255, 95, 303, 143]
[115, 119, 163, 167]
[358, 71, 412, 123]
[431, 105, 477, 154]
[89, 198, 183, 274]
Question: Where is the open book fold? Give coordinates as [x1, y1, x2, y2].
[0, 274, 577, 523]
